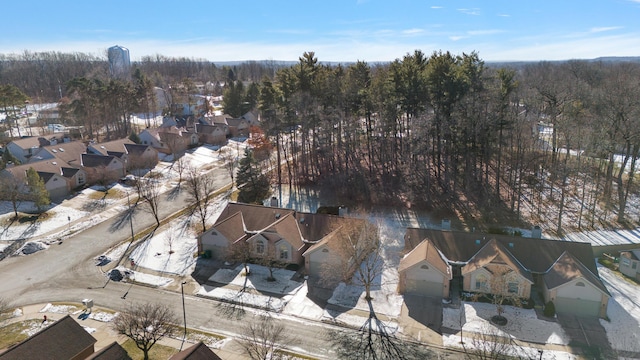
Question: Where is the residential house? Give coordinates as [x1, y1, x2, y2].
[0, 315, 97, 360]
[401, 228, 610, 318]
[226, 117, 250, 138]
[139, 127, 198, 155]
[196, 123, 228, 147]
[169, 341, 222, 360]
[241, 110, 260, 127]
[87, 138, 158, 170]
[397, 238, 452, 298]
[198, 202, 358, 273]
[2, 160, 87, 201]
[85, 342, 131, 360]
[619, 249, 640, 281]
[28, 140, 86, 168]
[81, 153, 125, 185]
[6, 134, 70, 163]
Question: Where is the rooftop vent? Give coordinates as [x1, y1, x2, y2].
[275, 213, 281, 219]
[508, 242, 514, 248]
[51, 149, 57, 153]
[59, 148, 64, 152]
[475, 239, 481, 245]
[300, 218, 305, 223]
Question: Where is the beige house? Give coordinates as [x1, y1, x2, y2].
[543, 251, 610, 318]
[199, 202, 358, 275]
[397, 239, 452, 298]
[5, 134, 70, 163]
[619, 249, 640, 281]
[1, 160, 87, 201]
[196, 123, 228, 147]
[81, 154, 125, 185]
[402, 228, 610, 318]
[88, 138, 159, 170]
[461, 239, 534, 299]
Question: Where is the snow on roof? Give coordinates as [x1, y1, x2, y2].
[563, 229, 640, 247]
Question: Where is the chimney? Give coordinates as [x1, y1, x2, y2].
[531, 225, 542, 239]
[441, 219, 451, 230]
[270, 196, 278, 207]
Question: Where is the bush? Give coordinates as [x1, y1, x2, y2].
[522, 297, 535, 309]
[544, 300, 556, 317]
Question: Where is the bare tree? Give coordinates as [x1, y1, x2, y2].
[184, 165, 216, 231]
[462, 325, 520, 360]
[487, 267, 523, 324]
[136, 173, 162, 228]
[240, 315, 292, 360]
[164, 228, 175, 254]
[112, 302, 178, 360]
[174, 156, 187, 186]
[0, 174, 27, 219]
[219, 147, 237, 189]
[227, 239, 253, 276]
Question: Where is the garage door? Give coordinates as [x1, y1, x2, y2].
[555, 297, 601, 317]
[404, 279, 443, 297]
[309, 260, 323, 278]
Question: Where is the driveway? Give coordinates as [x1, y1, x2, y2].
[557, 314, 612, 358]
[399, 294, 444, 345]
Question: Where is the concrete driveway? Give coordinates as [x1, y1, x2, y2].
[557, 314, 612, 358]
[399, 294, 443, 345]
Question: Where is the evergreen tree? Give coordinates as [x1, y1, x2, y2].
[129, 130, 142, 144]
[236, 148, 270, 204]
[26, 167, 50, 212]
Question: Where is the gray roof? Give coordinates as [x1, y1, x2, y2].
[85, 341, 132, 360]
[169, 342, 222, 360]
[82, 154, 116, 168]
[0, 315, 96, 360]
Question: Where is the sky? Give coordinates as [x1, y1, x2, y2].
[2, 0, 640, 63]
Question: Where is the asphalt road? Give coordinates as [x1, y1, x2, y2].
[0, 162, 460, 359]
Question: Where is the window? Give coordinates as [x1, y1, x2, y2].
[420, 264, 430, 270]
[508, 282, 519, 294]
[575, 282, 585, 287]
[475, 274, 487, 291]
[622, 258, 631, 267]
[78, 174, 85, 185]
[256, 240, 265, 254]
[279, 245, 289, 260]
[632, 262, 637, 270]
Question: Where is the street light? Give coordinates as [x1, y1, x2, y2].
[180, 281, 187, 351]
[538, 349, 543, 360]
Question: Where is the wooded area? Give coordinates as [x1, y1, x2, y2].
[2, 50, 640, 235]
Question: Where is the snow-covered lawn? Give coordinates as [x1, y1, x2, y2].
[441, 333, 577, 360]
[442, 302, 576, 360]
[598, 266, 640, 353]
[443, 302, 568, 345]
[129, 197, 228, 276]
[0, 202, 89, 242]
[208, 264, 302, 294]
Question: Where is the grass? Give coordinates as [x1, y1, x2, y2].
[87, 187, 126, 201]
[0, 319, 45, 350]
[120, 339, 178, 360]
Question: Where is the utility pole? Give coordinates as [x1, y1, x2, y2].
[180, 281, 187, 351]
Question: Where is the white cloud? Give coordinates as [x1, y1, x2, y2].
[497, 14, 511, 17]
[449, 36, 468, 41]
[431, 6, 443, 9]
[457, 8, 481, 15]
[402, 28, 424, 35]
[590, 26, 622, 33]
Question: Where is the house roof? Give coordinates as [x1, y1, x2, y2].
[169, 341, 222, 360]
[124, 143, 154, 156]
[217, 203, 295, 233]
[196, 123, 226, 135]
[31, 141, 87, 165]
[62, 167, 81, 178]
[3, 160, 73, 183]
[82, 153, 116, 168]
[85, 341, 132, 360]
[461, 239, 534, 283]
[9, 134, 67, 150]
[210, 211, 247, 244]
[36, 171, 56, 184]
[621, 249, 640, 261]
[226, 118, 246, 127]
[404, 228, 599, 274]
[544, 251, 610, 295]
[0, 315, 96, 360]
[302, 216, 369, 256]
[263, 212, 305, 250]
[398, 238, 451, 279]
[89, 138, 135, 156]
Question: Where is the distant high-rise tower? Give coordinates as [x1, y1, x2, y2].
[108, 45, 131, 79]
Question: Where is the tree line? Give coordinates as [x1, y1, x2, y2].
[251, 51, 640, 234]
[3, 49, 640, 234]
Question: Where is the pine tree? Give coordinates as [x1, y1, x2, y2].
[26, 167, 50, 212]
[236, 148, 270, 204]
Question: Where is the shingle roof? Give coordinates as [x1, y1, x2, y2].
[85, 341, 132, 360]
[3, 161, 71, 183]
[461, 239, 534, 283]
[90, 138, 135, 156]
[210, 211, 247, 244]
[124, 143, 152, 156]
[36, 171, 56, 184]
[544, 251, 610, 295]
[82, 153, 116, 168]
[0, 315, 96, 360]
[38, 141, 87, 165]
[621, 249, 640, 261]
[61, 167, 80, 178]
[218, 203, 295, 233]
[169, 341, 222, 360]
[404, 228, 598, 274]
[398, 238, 451, 278]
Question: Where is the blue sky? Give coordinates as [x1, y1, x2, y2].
[2, 0, 640, 62]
